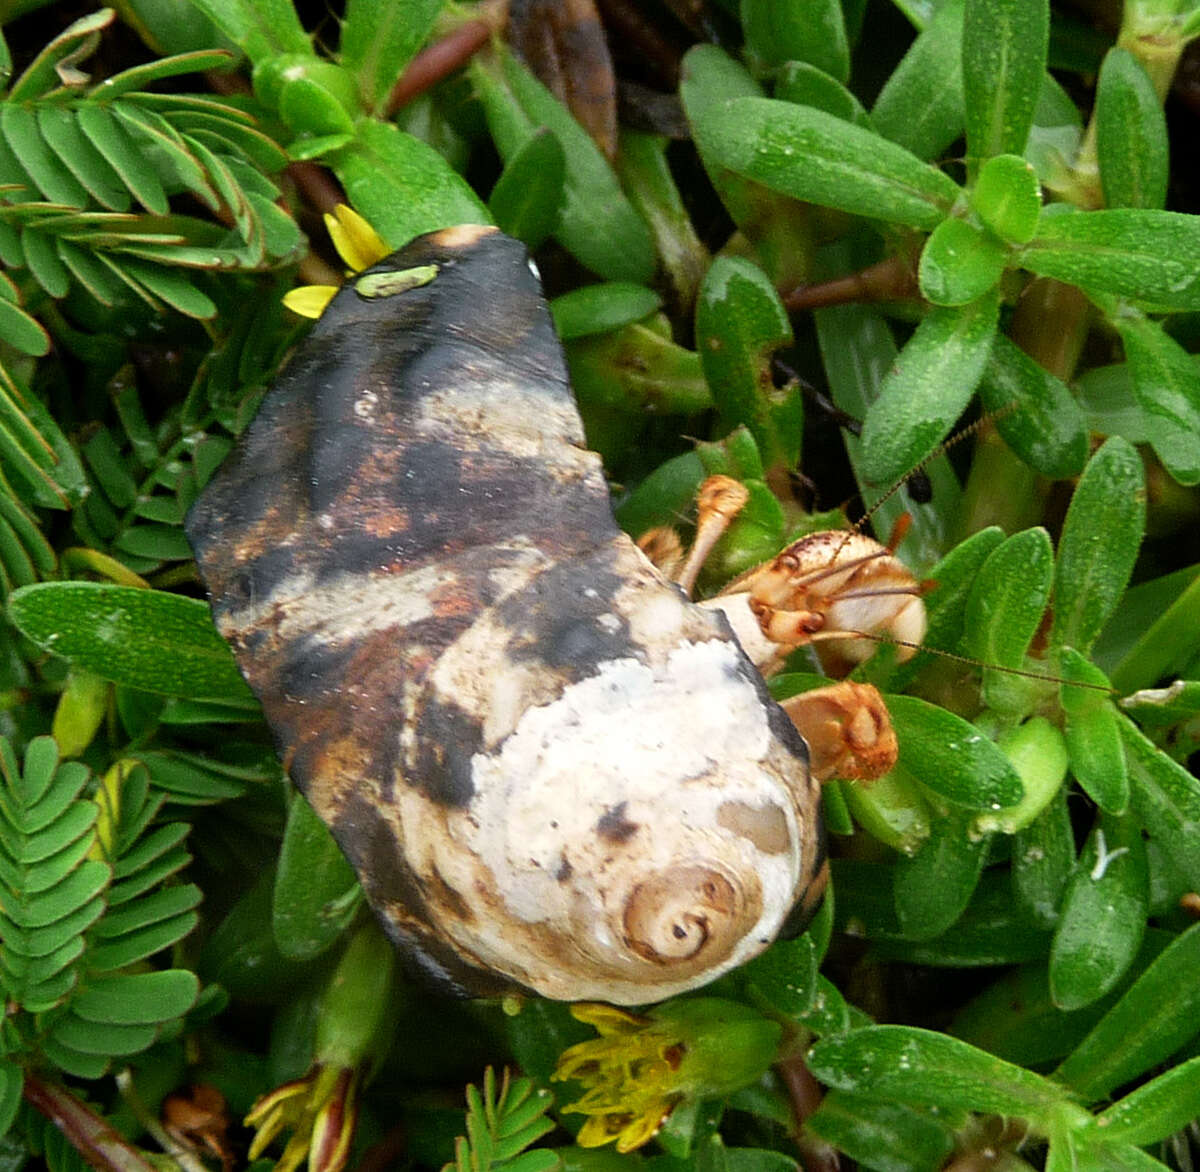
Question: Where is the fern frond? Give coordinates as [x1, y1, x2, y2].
[444, 1069, 559, 1172]
[0, 736, 202, 1081]
[0, 10, 302, 335]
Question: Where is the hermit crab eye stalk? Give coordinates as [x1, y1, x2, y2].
[186, 225, 826, 1004]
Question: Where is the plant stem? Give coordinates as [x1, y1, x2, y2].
[23, 1070, 168, 1172]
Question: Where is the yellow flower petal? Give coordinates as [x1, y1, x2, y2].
[616, 1103, 672, 1154]
[569, 1003, 647, 1035]
[324, 205, 390, 273]
[576, 1115, 628, 1148]
[283, 285, 339, 319]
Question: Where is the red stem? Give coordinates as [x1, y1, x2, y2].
[23, 1070, 161, 1172]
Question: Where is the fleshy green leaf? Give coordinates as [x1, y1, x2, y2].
[1095, 48, 1168, 210]
[858, 289, 1000, 485]
[807, 1090, 955, 1172]
[1049, 812, 1147, 1010]
[272, 792, 360, 963]
[339, 0, 442, 112]
[961, 0, 1048, 165]
[964, 527, 1053, 713]
[1055, 922, 1200, 1099]
[1088, 1057, 1200, 1147]
[893, 808, 988, 939]
[699, 97, 960, 231]
[978, 334, 1088, 478]
[742, 0, 849, 81]
[1019, 209, 1200, 309]
[870, 0, 964, 161]
[918, 218, 1007, 306]
[1050, 437, 1145, 654]
[696, 256, 800, 469]
[809, 1025, 1074, 1119]
[1112, 312, 1200, 486]
[972, 154, 1041, 243]
[328, 120, 488, 250]
[7, 583, 254, 702]
[1119, 714, 1200, 890]
[1060, 650, 1128, 814]
[488, 129, 565, 251]
[887, 694, 1025, 809]
[550, 283, 662, 342]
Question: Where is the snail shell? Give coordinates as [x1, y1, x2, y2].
[185, 225, 824, 1004]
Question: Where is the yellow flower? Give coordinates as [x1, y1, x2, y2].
[553, 1000, 782, 1154]
[245, 1065, 360, 1172]
[283, 205, 391, 319]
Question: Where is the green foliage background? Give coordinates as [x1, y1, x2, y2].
[1, 0, 1200, 1170]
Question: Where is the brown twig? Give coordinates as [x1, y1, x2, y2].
[782, 254, 919, 314]
[775, 1054, 841, 1172]
[383, 19, 496, 118]
[23, 1070, 163, 1172]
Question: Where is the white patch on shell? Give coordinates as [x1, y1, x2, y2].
[435, 637, 803, 999]
[414, 377, 587, 455]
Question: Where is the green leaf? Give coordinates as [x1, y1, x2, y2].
[0, 1063, 21, 1140]
[0, 106, 89, 206]
[1113, 312, 1200, 486]
[180, 0, 309, 66]
[964, 527, 1053, 713]
[887, 694, 1025, 809]
[918, 218, 1007, 307]
[841, 762, 932, 854]
[806, 1090, 955, 1172]
[328, 120, 488, 250]
[858, 289, 1000, 485]
[1108, 570, 1200, 694]
[973, 716, 1069, 835]
[1119, 714, 1200, 890]
[273, 792, 360, 963]
[893, 808, 988, 939]
[47, 1014, 159, 1057]
[1019, 209, 1200, 310]
[21, 227, 72, 299]
[7, 583, 255, 702]
[978, 334, 1088, 478]
[75, 104, 169, 214]
[1060, 650, 1128, 814]
[92, 50, 237, 99]
[808, 1025, 1074, 1119]
[1011, 785, 1074, 928]
[1050, 437, 1145, 654]
[0, 298, 49, 358]
[488, 129, 565, 251]
[550, 284, 662, 341]
[72, 969, 199, 1025]
[870, 0, 964, 161]
[1095, 48, 1168, 210]
[699, 97, 960, 231]
[340, 0, 442, 112]
[7, 9, 112, 101]
[775, 62, 871, 127]
[1055, 922, 1200, 1099]
[961, 0, 1048, 165]
[741, 934, 818, 1020]
[971, 153, 1041, 243]
[1049, 812, 1147, 1010]
[472, 50, 654, 283]
[696, 256, 800, 469]
[742, 0, 849, 81]
[1088, 1056, 1200, 1147]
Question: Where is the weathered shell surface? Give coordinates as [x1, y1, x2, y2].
[185, 225, 824, 1004]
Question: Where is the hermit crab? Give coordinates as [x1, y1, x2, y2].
[186, 225, 925, 1005]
